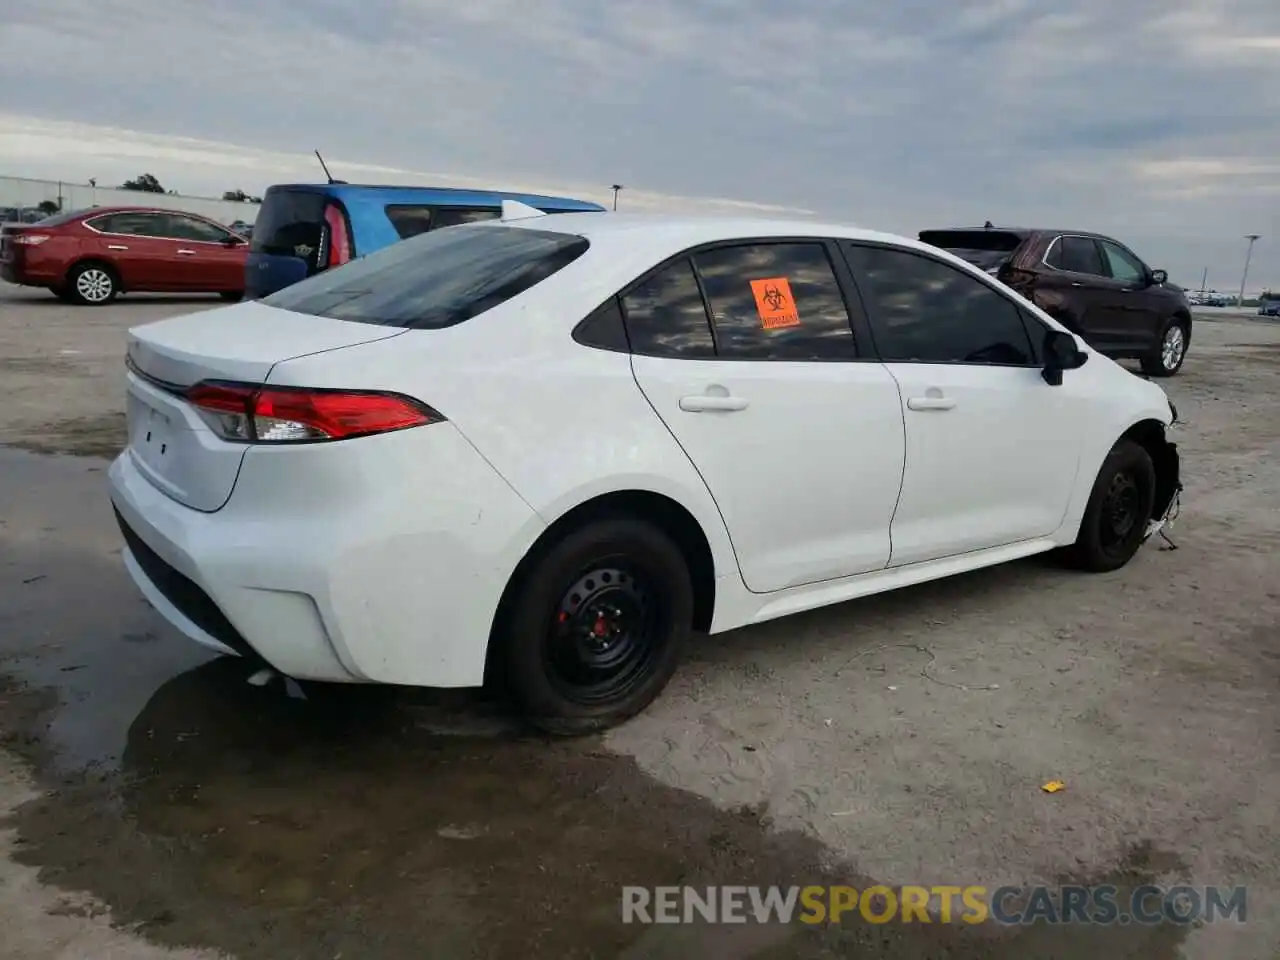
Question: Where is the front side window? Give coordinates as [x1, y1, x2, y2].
[1099, 240, 1146, 284]
[620, 258, 716, 359]
[844, 243, 1035, 365]
[692, 242, 857, 360]
[163, 214, 233, 243]
[262, 224, 588, 329]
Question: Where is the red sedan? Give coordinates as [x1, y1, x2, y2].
[0, 206, 249, 305]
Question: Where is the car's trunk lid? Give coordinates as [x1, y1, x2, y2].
[124, 300, 405, 512]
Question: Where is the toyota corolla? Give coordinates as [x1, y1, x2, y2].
[108, 203, 1182, 733]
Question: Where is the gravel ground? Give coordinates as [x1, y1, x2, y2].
[1, 281, 1278, 958]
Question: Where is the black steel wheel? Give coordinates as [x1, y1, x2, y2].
[500, 518, 692, 735]
[1064, 439, 1156, 572]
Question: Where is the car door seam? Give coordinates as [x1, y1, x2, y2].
[627, 355, 752, 591]
[879, 363, 909, 567]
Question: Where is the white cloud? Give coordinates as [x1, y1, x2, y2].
[0, 113, 815, 216]
[0, 0, 1276, 289]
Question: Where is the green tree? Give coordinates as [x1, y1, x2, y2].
[120, 173, 166, 193]
[36, 200, 61, 215]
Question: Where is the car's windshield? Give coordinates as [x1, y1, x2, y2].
[262, 223, 589, 329]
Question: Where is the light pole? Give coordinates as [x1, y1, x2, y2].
[611, 184, 623, 211]
[1239, 234, 1260, 307]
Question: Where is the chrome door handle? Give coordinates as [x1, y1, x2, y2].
[679, 394, 749, 413]
[107, 244, 129, 251]
[906, 396, 956, 411]
[1070, 282, 1084, 287]
[177, 249, 196, 255]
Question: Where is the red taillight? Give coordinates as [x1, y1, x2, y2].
[324, 203, 351, 268]
[185, 382, 442, 443]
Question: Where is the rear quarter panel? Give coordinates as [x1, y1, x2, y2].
[262, 260, 741, 602]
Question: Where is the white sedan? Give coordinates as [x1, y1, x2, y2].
[108, 203, 1182, 733]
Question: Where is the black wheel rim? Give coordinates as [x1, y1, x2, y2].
[1100, 470, 1142, 550]
[544, 563, 663, 707]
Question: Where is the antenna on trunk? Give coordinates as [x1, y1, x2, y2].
[315, 150, 345, 185]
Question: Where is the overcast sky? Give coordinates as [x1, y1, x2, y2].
[1, 0, 1277, 291]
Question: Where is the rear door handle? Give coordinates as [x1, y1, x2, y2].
[177, 249, 196, 255]
[679, 394, 749, 413]
[1070, 282, 1085, 287]
[906, 396, 957, 411]
[107, 244, 129, 251]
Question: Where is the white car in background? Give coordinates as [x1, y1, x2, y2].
[108, 204, 1182, 733]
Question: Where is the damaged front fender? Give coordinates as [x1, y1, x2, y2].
[1145, 434, 1182, 541]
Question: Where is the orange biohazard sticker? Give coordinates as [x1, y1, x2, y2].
[750, 277, 801, 330]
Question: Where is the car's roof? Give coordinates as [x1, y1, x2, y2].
[267, 182, 605, 211]
[922, 225, 1110, 241]
[22, 205, 225, 228]
[68, 205, 217, 217]
[501, 210, 938, 256]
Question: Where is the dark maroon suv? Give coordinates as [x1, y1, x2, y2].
[919, 225, 1192, 377]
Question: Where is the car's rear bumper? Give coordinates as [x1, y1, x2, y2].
[107, 423, 547, 687]
[1, 261, 35, 285]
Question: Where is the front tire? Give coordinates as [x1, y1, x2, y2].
[1141, 318, 1188, 377]
[66, 262, 118, 305]
[500, 518, 692, 736]
[1064, 439, 1156, 572]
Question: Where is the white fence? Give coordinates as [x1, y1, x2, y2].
[0, 175, 260, 226]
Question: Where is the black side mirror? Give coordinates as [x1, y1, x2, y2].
[222, 234, 245, 246]
[1150, 269, 1167, 285]
[1042, 330, 1087, 385]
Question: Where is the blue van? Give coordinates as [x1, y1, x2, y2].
[245, 183, 606, 298]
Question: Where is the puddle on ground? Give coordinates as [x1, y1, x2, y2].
[0, 445, 1195, 959]
[1, 659, 1193, 960]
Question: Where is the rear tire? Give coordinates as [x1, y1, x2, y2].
[1063, 439, 1156, 572]
[219, 291, 244, 303]
[1141, 318, 1188, 377]
[66, 262, 118, 305]
[499, 518, 692, 736]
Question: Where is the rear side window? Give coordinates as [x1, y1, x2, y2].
[918, 230, 1025, 272]
[693, 242, 857, 360]
[431, 207, 501, 230]
[620, 259, 716, 359]
[1048, 236, 1106, 276]
[262, 225, 589, 329]
[251, 190, 328, 258]
[385, 205, 434, 239]
[90, 212, 166, 236]
[844, 243, 1035, 365]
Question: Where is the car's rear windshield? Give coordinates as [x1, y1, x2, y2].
[9, 207, 92, 227]
[261, 224, 590, 329]
[250, 190, 328, 258]
[918, 230, 1026, 270]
